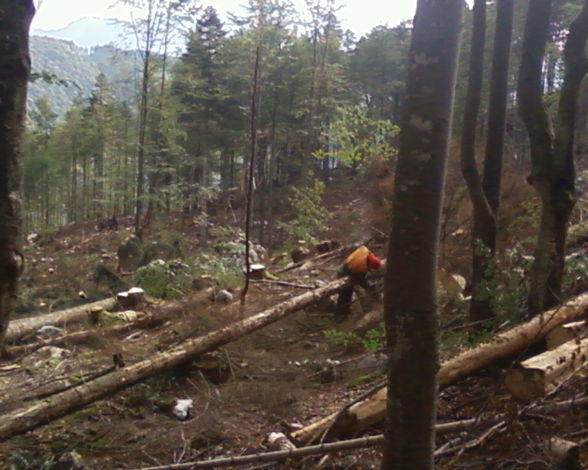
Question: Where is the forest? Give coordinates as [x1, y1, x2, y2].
[0, 0, 588, 469]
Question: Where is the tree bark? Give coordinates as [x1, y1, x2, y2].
[381, 1, 463, 469]
[459, 0, 494, 321]
[292, 291, 588, 444]
[0, 0, 35, 349]
[519, 0, 588, 315]
[0, 277, 350, 441]
[471, 0, 514, 321]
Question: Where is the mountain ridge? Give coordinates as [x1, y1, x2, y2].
[32, 17, 129, 49]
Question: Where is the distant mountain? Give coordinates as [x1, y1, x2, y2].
[28, 36, 139, 117]
[32, 17, 129, 49]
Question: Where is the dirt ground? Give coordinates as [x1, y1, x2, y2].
[0, 175, 587, 470]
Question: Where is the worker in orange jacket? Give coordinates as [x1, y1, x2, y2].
[335, 245, 385, 320]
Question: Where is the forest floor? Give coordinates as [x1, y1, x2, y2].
[0, 173, 587, 470]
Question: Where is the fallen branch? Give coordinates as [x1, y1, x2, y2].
[131, 418, 487, 470]
[6, 297, 117, 343]
[128, 396, 588, 469]
[292, 292, 588, 443]
[276, 246, 346, 274]
[251, 279, 317, 289]
[0, 277, 351, 441]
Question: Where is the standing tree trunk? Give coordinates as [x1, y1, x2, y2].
[459, 0, 493, 321]
[0, 0, 34, 348]
[519, 0, 588, 315]
[241, 47, 262, 307]
[381, 1, 463, 469]
[472, 0, 514, 321]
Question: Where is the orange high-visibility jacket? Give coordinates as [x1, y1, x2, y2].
[344, 246, 382, 273]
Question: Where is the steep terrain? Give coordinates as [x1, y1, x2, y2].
[0, 176, 587, 470]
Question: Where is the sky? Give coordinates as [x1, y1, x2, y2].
[31, 0, 418, 38]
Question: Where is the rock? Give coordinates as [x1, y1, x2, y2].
[215, 289, 234, 303]
[37, 325, 65, 339]
[27, 233, 41, 244]
[267, 432, 296, 451]
[290, 246, 311, 263]
[192, 274, 215, 290]
[23, 346, 71, 368]
[172, 398, 194, 420]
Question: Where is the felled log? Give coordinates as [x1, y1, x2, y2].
[546, 320, 588, 349]
[547, 437, 581, 470]
[0, 277, 351, 441]
[292, 291, 588, 443]
[504, 336, 588, 401]
[5, 297, 117, 344]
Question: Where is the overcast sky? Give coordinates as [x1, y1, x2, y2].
[32, 0, 418, 37]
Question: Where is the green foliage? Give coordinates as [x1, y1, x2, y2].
[508, 200, 541, 244]
[7, 449, 56, 470]
[133, 260, 194, 299]
[471, 240, 532, 320]
[563, 253, 588, 294]
[314, 105, 398, 169]
[323, 324, 385, 352]
[191, 252, 244, 288]
[278, 179, 331, 245]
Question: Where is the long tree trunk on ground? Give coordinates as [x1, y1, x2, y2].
[292, 291, 588, 444]
[0, 0, 34, 349]
[381, 1, 463, 469]
[519, 0, 588, 316]
[0, 277, 350, 441]
[4, 297, 117, 344]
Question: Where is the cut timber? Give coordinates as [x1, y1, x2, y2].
[116, 287, 145, 310]
[247, 264, 268, 280]
[546, 320, 588, 349]
[5, 298, 117, 344]
[291, 291, 588, 443]
[548, 437, 581, 470]
[0, 277, 350, 441]
[504, 336, 588, 401]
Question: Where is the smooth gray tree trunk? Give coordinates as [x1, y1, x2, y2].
[381, 1, 463, 469]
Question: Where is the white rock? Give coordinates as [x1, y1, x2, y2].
[267, 432, 296, 451]
[37, 325, 64, 339]
[172, 398, 194, 420]
[215, 289, 234, 303]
